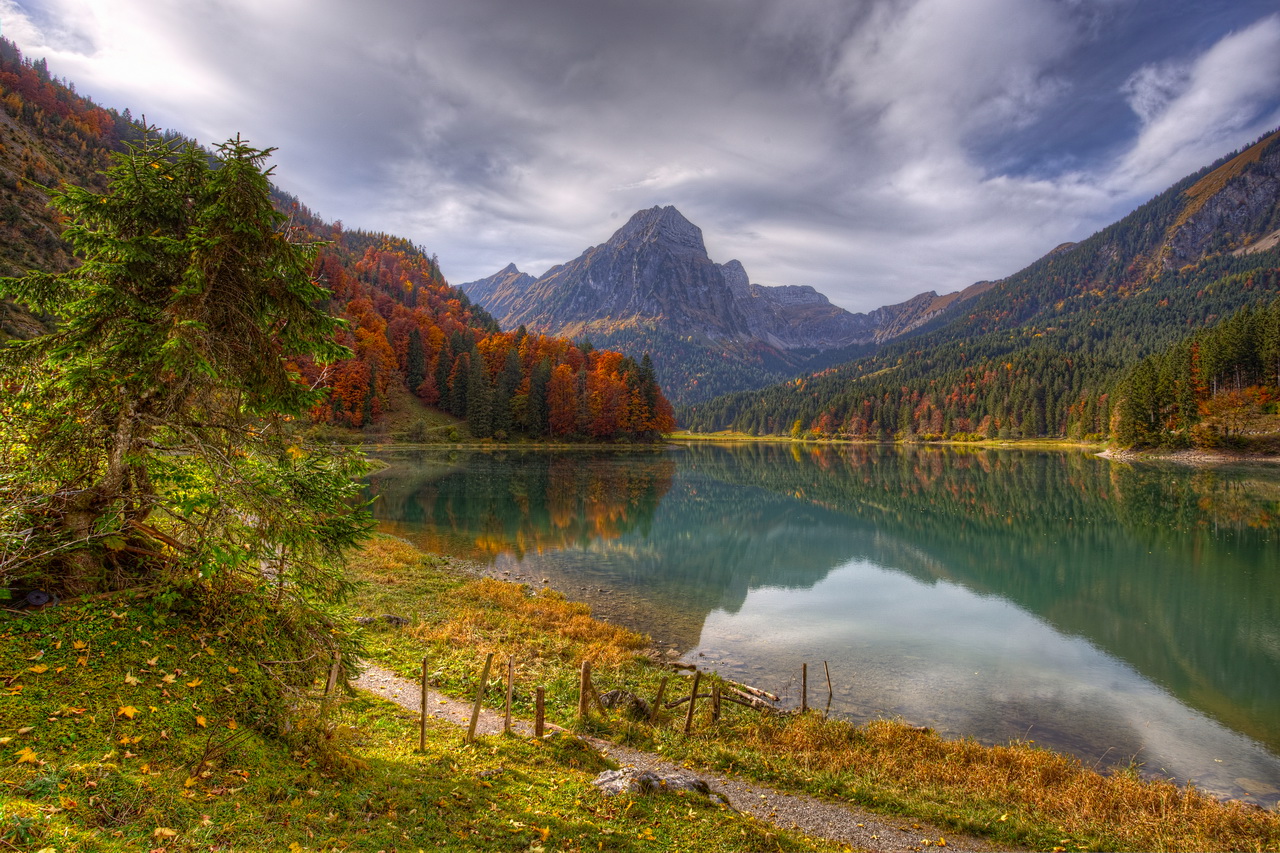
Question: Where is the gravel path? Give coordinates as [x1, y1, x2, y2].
[354, 663, 1013, 853]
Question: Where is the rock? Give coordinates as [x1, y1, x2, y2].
[3, 589, 59, 610]
[591, 767, 727, 806]
[598, 689, 650, 720]
[353, 614, 410, 628]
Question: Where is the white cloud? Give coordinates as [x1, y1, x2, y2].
[1113, 13, 1280, 194]
[2, 0, 1278, 314]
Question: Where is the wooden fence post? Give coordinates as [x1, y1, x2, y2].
[535, 687, 545, 738]
[649, 676, 669, 723]
[419, 655, 429, 752]
[578, 660, 591, 721]
[467, 652, 494, 743]
[504, 657, 515, 735]
[683, 670, 703, 735]
[711, 684, 721, 722]
[823, 661, 833, 701]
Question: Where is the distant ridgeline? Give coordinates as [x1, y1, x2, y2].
[459, 206, 994, 407]
[681, 129, 1280, 445]
[0, 36, 674, 442]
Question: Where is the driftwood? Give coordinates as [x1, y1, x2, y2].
[721, 678, 779, 702]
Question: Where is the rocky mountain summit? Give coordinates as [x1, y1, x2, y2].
[460, 206, 987, 402]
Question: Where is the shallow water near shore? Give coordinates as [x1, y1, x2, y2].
[365, 442, 1280, 807]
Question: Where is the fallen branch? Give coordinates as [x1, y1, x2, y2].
[665, 691, 776, 713]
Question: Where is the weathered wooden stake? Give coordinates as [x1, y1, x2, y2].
[823, 661, 833, 700]
[649, 675, 669, 723]
[801, 662, 808, 713]
[578, 660, 591, 720]
[419, 655, 429, 752]
[711, 684, 721, 722]
[504, 657, 515, 735]
[324, 651, 342, 696]
[535, 686, 545, 738]
[682, 670, 703, 735]
[467, 652, 494, 743]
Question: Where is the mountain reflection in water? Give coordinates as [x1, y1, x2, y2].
[365, 443, 1280, 806]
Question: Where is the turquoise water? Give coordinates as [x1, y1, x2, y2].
[365, 443, 1280, 806]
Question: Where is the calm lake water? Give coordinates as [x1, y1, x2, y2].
[365, 443, 1280, 806]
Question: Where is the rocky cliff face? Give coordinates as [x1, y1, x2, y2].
[1164, 131, 1280, 270]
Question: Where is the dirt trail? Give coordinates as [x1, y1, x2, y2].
[354, 663, 1014, 853]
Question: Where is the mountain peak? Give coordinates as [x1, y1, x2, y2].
[611, 205, 706, 255]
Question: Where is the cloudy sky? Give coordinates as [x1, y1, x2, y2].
[4, 0, 1280, 312]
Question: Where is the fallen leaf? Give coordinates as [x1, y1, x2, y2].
[17, 726, 33, 734]
[146, 657, 159, 667]
[123, 672, 140, 686]
[226, 666, 239, 674]
[227, 720, 239, 730]
[76, 655, 88, 666]
[28, 664, 48, 674]
[117, 706, 139, 719]
[72, 640, 88, 650]
[16, 746, 38, 764]
[186, 678, 203, 687]
[153, 827, 177, 839]
[0, 737, 11, 745]
[195, 715, 207, 728]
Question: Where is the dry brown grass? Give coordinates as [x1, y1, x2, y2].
[725, 713, 1280, 851]
[410, 576, 649, 668]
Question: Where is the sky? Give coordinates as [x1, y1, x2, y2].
[3, 0, 1280, 313]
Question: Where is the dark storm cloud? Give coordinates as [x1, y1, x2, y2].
[4, 0, 1280, 311]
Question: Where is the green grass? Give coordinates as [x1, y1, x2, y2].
[347, 536, 1280, 853]
[0, 579, 824, 851]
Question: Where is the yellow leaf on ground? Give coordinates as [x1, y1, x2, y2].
[123, 672, 140, 686]
[76, 656, 88, 666]
[146, 657, 159, 666]
[195, 715, 207, 728]
[73, 640, 88, 650]
[28, 664, 47, 674]
[153, 827, 177, 839]
[186, 678, 203, 687]
[16, 746, 38, 764]
[117, 706, 139, 719]
[227, 720, 239, 730]
[227, 666, 239, 674]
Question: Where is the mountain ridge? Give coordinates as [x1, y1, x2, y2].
[461, 204, 990, 403]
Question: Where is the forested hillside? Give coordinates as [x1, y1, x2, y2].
[681, 130, 1280, 442]
[1114, 298, 1280, 447]
[0, 37, 673, 442]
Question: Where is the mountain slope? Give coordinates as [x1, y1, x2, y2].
[0, 36, 673, 442]
[461, 205, 987, 404]
[682, 129, 1280, 439]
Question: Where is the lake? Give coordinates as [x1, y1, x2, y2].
[365, 442, 1280, 806]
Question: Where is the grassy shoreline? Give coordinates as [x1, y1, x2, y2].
[347, 537, 1280, 852]
[5, 538, 1277, 851]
